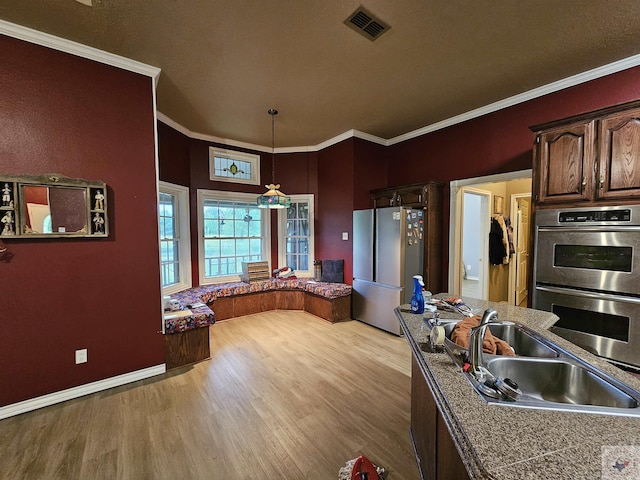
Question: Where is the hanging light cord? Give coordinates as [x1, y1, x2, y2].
[269, 108, 278, 184]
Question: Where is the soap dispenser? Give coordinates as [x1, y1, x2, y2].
[410, 275, 425, 314]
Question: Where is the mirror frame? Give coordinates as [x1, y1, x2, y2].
[0, 173, 108, 239]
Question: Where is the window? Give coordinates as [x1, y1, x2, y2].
[159, 182, 191, 294]
[278, 194, 315, 277]
[209, 147, 260, 185]
[198, 190, 270, 284]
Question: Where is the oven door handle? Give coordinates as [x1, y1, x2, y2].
[536, 285, 640, 305]
[537, 226, 640, 233]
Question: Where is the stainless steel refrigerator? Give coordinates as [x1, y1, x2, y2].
[352, 206, 424, 335]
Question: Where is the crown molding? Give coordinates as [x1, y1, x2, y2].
[387, 53, 640, 146]
[0, 19, 161, 82]
[157, 113, 389, 153]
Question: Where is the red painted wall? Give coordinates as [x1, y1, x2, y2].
[159, 64, 640, 293]
[158, 131, 322, 282]
[267, 151, 319, 270]
[156, 129, 376, 285]
[0, 35, 163, 407]
[353, 138, 388, 210]
[387, 66, 640, 287]
[388, 65, 640, 186]
[158, 121, 191, 187]
[317, 139, 355, 283]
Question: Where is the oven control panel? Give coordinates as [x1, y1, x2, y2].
[559, 209, 631, 223]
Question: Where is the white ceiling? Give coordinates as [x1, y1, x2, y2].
[1, 1, 640, 148]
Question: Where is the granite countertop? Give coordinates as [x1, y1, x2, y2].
[396, 295, 640, 479]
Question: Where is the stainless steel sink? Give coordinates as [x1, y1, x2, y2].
[485, 357, 639, 409]
[421, 314, 640, 416]
[437, 320, 560, 358]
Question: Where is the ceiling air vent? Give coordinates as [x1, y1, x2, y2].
[344, 6, 390, 41]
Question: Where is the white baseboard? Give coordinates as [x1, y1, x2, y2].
[0, 364, 166, 420]
[466, 276, 480, 281]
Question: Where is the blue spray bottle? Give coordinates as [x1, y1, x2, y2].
[410, 275, 425, 314]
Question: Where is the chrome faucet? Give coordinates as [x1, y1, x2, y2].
[480, 308, 498, 326]
[468, 308, 499, 375]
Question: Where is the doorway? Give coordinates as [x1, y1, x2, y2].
[449, 170, 533, 301]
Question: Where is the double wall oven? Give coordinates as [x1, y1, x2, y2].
[533, 205, 640, 370]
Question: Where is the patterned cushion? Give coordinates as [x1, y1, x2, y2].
[303, 281, 352, 299]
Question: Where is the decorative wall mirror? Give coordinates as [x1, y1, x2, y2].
[0, 174, 108, 238]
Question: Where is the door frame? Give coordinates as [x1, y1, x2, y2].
[448, 169, 532, 295]
[507, 193, 531, 306]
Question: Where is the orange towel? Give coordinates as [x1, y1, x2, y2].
[450, 315, 515, 356]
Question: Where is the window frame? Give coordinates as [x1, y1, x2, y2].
[277, 194, 315, 278]
[158, 181, 192, 295]
[197, 189, 271, 285]
[209, 147, 260, 186]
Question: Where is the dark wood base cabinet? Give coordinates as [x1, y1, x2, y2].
[411, 356, 471, 480]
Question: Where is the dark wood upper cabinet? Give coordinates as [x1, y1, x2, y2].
[598, 107, 640, 200]
[531, 100, 640, 208]
[536, 121, 595, 204]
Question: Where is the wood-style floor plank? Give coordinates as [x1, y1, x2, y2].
[0, 311, 419, 479]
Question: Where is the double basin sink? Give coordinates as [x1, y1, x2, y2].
[422, 317, 640, 416]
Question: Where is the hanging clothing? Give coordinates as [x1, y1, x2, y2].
[504, 216, 515, 257]
[495, 214, 510, 264]
[489, 217, 507, 265]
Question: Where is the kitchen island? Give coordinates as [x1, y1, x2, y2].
[397, 296, 640, 479]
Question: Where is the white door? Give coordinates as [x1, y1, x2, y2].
[515, 197, 530, 306]
[460, 189, 490, 300]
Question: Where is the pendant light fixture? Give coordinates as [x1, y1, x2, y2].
[257, 109, 291, 209]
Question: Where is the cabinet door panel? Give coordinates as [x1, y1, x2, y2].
[537, 122, 594, 204]
[411, 356, 437, 480]
[436, 412, 471, 480]
[598, 109, 640, 200]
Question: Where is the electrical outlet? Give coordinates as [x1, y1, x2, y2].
[342, 232, 349, 240]
[75, 349, 88, 364]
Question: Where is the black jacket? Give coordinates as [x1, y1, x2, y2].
[489, 218, 507, 265]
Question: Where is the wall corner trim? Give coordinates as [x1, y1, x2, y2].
[0, 19, 161, 81]
[0, 364, 166, 420]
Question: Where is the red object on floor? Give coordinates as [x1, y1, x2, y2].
[351, 456, 379, 480]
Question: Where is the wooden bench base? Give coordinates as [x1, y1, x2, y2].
[164, 326, 211, 370]
[210, 290, 351, 322]
[304, 293, 351, 323]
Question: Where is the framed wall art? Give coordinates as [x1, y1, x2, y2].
[493, 195, 504, 215]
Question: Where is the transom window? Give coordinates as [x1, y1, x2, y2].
[209, 147, 260, 185]
[198, 190, 270, 284]
[278, 195, 314, 277]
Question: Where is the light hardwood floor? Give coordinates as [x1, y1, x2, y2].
[1, 311, 420, 479]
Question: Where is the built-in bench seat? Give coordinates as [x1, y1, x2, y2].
[203, 279, 352, 322]
[163, 279, 352, 369]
